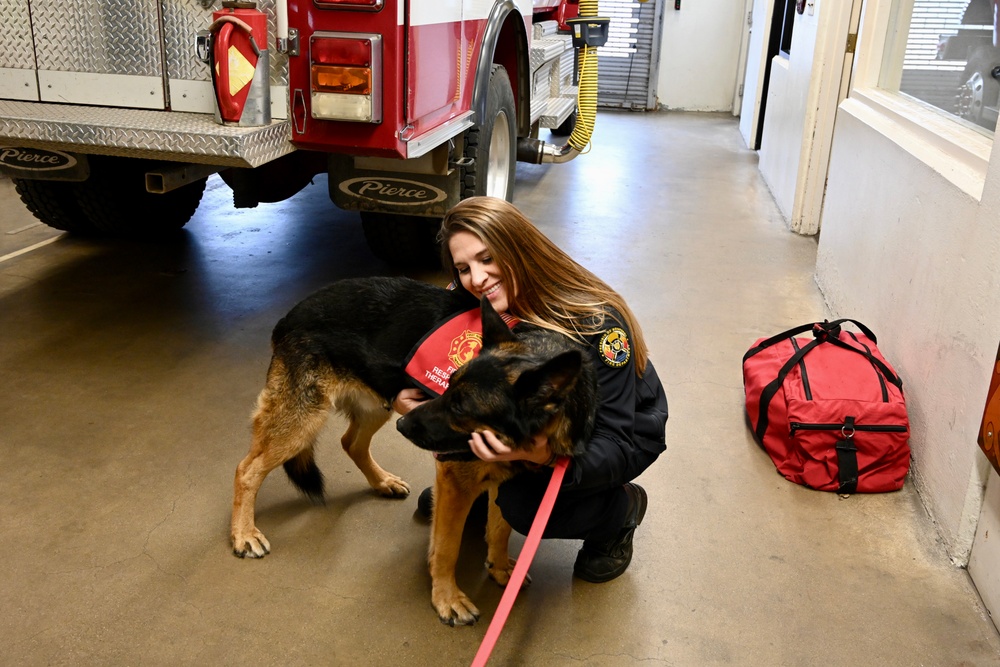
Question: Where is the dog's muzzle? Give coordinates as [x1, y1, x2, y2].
[396, 414, 474, 458]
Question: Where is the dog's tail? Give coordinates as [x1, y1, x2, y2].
[283, 450, 325, 504]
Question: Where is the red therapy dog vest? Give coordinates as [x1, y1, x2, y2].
[404, 309, 518, 396]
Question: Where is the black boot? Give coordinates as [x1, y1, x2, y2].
[573, 483, 647, 583]
[416, 486, 434, 520]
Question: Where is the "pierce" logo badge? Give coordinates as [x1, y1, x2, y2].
[338, 177, 447, 205]
[0, 147, 77, 172]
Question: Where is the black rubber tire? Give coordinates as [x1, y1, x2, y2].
[359, 65, 516, 266]
[552, 109, 577, 137]
[461, 64, 517, 201]
[72, 156, 206, 237]
[12, 178, 99, 234]
[360, 212, 442, 267]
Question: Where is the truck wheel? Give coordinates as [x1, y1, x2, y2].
[552, 109, 577, 137]
[462, 64, 516, 200]
[73, 156, 206, 237]
[360, 212, 442, 267]
[359, 65, 515, 266]
[12, 178, 99, 234]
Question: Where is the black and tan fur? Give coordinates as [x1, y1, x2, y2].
[397, 299, 597, 624]
[230, 276, 596, 625]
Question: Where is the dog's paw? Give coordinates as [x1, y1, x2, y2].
[374, 473, 411, 498]
[232, 529, 271, 558]
[486, 558, 531, 588]
[433, 592, 480, 626]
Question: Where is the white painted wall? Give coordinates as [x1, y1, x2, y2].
[815, 95, 1000, 562]
[655, 0, 745, 111]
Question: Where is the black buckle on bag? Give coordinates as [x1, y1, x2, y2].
[836, 416, 859, 494]
[812, 319, 841, 341]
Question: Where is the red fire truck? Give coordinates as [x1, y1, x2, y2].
[0, 0, 607, 264]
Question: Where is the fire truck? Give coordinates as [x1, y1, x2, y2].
[0, 0, 608, 264]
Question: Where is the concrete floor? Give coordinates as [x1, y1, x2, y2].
[1, 111, 998, 666]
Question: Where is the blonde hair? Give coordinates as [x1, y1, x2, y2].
[439, 196, 649, 375]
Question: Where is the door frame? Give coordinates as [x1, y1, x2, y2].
[793, 0, 863, 234]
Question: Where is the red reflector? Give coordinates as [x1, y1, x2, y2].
[312, 38, 371, 67]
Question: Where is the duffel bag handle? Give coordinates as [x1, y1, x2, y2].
[750, 320, 902, 442]
[743, 318, 877, 363]
[754, 338, 822, 441]
[822, 333, 903, 390]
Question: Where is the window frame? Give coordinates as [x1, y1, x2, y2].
[847, 0, 993, 199]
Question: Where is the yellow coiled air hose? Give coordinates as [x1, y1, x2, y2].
[514, 0, 603, 163]
[568, 0, 599, 153]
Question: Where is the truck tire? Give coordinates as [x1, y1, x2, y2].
[552, 109, 577, 137]
[360, 65, 516, 266]
[462, 64, 517, 200]
[73, 156, 206, 237]
[361, 212, 442, 267]
[12, 178, 99, 234]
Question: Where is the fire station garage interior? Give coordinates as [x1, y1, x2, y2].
[4, 1, 1000, 665]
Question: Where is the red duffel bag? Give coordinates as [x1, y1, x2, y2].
[742, 319, 911, 493]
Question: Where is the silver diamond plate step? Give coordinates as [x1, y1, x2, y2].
[537, 96, 576, 129]
[0, 100, 294, 168]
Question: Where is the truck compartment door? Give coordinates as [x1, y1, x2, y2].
[31, 0, 168, 109]
[0, 0, 40, 101]
[405, 1, 465, 129]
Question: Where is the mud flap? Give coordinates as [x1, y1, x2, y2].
[327, 153, 461, 217]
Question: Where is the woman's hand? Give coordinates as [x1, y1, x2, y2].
[469, 430, 554, 466]
[393, 388, 429, 415]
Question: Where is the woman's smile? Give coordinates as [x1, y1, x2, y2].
[448, 230, 510, 313]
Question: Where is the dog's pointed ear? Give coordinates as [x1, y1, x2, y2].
[481, 296, 516, 348]
[513, 350, 582, 406]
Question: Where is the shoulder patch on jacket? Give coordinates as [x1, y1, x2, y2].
[599, 327, 631, 368]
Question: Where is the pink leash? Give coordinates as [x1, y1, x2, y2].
[471, 456, 569, 667]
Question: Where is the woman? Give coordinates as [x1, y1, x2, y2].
[395, 196, 668, 583]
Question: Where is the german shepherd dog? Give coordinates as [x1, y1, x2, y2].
[230, 276, 597, 625]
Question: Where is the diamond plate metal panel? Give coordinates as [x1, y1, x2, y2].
[538, 96, 574, 128]
[0, 0, 35, 70]
[165, 0, 288, 87]
[530, 36, 570, 72]
[0, 100, 294, 168]
[31, 0, 162, 76]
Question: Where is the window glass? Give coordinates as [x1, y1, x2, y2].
[880, 0, 1000, 135]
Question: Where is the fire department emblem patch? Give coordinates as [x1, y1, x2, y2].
[599, 327, 630, 368]
[448, 329, 483, 368]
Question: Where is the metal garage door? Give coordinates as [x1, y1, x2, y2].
[597, 0, 663, 110]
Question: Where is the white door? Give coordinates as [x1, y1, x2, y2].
[738, 0, 776, 150]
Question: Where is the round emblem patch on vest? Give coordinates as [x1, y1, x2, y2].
[448, 329, 483, 368]
[599, 327, 631, 368]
